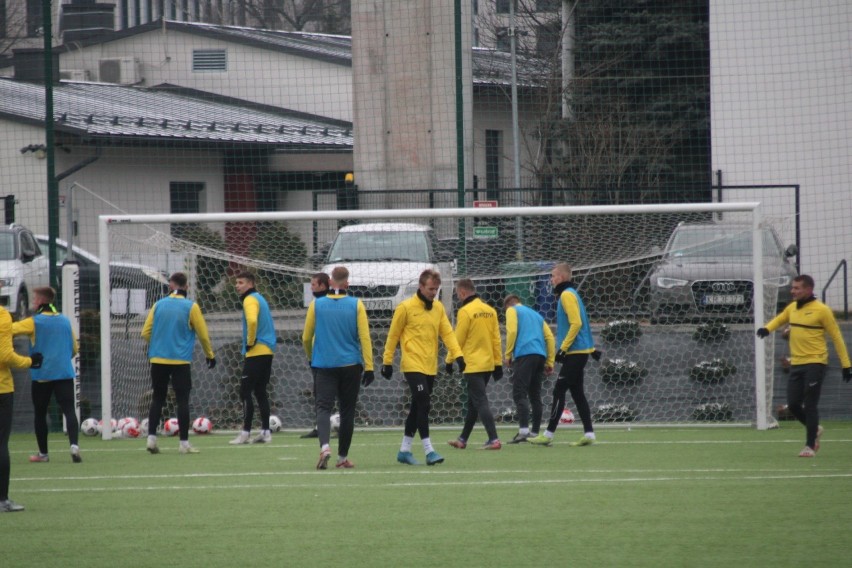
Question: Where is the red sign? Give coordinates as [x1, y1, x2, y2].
[473, 200, 498, 208]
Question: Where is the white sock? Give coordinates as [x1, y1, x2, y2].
[544, 430, 554, 440]
[70, 444, 79, 451]
[180, 440, 191, 448]
[400, 436, 413, 453]
[241, 430, 250, 436]
[321, 443, 330, 452]
[422, 437, 435, 454]
[519, 428, 530, 436]
[262, 429, 271, 436]
[147, 435, 157, 445]
[585, 432, 596, 440]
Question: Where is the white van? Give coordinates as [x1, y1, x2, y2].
[315, 223, 453, 312]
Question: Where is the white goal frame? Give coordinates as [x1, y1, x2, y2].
[97, 201, 770, 439]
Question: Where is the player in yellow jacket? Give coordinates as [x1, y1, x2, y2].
[1, 305, 42, 512]
[503, 294, 556, 443]
[757, 274, 851, 457]
[382, 269, 464, 466]
[446, 279, 503, 450]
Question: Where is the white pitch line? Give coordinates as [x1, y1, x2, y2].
[15, 471, 852, 494]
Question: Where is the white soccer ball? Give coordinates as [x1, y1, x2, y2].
[117, 416, 138, 432]
[97, 418, 118, 434]
[164, 417, 181, 436]
[139, 418, 149, 436]
[269, 415, 282, 432]
[81, 418, 99, 436]
[330, 413, 341, 432]
[121, 418, 141, 438]
[192, 416, 213, 434]
[559, 408, 575, 425]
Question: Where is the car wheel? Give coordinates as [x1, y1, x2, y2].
[14, 290, 29, 320]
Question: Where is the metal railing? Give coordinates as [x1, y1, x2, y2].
[822, 259, 848, 320]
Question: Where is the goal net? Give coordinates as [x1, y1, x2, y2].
[94, 202, 789, 438]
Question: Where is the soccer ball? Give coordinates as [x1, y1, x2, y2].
[559, 408, 575, 425]
[139, 418, 149, 436]
[120, 418, 141, 438]
[330, 413, 341, 432]
[116, 416, 138, 431]
[192, 416, 213, 434]
[97, 418, 118, 434]
[268, 415, 282, 432]
[81, 418, 99, 436]
[164, 418, 181, 436]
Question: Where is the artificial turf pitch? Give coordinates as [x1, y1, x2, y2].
[4, 423, 851, 567]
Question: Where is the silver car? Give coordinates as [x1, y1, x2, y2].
[648, 222, 798, 322]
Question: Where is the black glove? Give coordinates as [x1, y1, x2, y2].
[555, 349, 569, 364]
[30, 352, 43, 369]
[591, 349, 602, 362]
[206, 357, 216, 369]
[756, 328, 770, 339]
[456, 357, 466, 374]
[492, 366, 503, 381]
[843, 368, 852, 383]
[245, 343, 255, 352]
[362, 370, 375, 387]
[381, 364, 394, 379]
[445, 362, 454, 375]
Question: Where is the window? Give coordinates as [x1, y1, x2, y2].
[0, 0, 7, 39]
[26, 0, 42, 37]
[496, 0, 516, 14]
[496, 27, 510, 52]
[536, 22, 560, 56]
[536, 0, 560, 12]
[170, 182, 205, 237]
[485, 130, 502, 199]
[193, 49, 227, 72]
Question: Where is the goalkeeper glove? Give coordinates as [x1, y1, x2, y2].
[555, 349, 569, 364]
[361, 370, 375, 387]
[381, 365, 394, 380]
[591, 349, 602, 362]
[30, 352, 44, 369]
[445, 362, 454, 375]
[492, 366, 503, 381]
[455, 357, 466, 374]
[756, 328, 770, 339]
[843, 368, 852, 383]
[206, 357, 216, 369]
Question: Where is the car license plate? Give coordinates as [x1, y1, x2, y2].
[702, 294, 744, 306]
[364, 300, 394, 311]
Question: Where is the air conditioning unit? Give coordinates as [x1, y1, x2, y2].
[59, 69, 91, 82]
[98, 57, 140, 85]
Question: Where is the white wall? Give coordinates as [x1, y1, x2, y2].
[711, 0, 852, 307]
[60, 28, 353, 122]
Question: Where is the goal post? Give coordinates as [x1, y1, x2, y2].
[96, 201, 785, 440]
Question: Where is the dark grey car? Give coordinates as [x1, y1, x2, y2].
[648, 222, 798, 322]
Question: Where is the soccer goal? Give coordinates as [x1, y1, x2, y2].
[93, 201, 787, 439]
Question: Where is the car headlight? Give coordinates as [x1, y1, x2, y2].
[765, 275, 791, 287]
[655, 277, 689, 289]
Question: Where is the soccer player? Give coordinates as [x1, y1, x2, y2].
[382, 269, 464, 466]
[142, 272, 215, 455]
[12, 287, 81, 463]
[757, 274, 851, 457]
[530, 263, 597, 447]
[230, 271, 277, 445]
[446, 279, 503, 450]
[302, 266, 373, 469]
[503, 294, 556, 444]
[301, 272, 329, 440]
[0, 305, 41, 512]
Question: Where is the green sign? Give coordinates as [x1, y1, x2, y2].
[474, 226, 498, 238]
